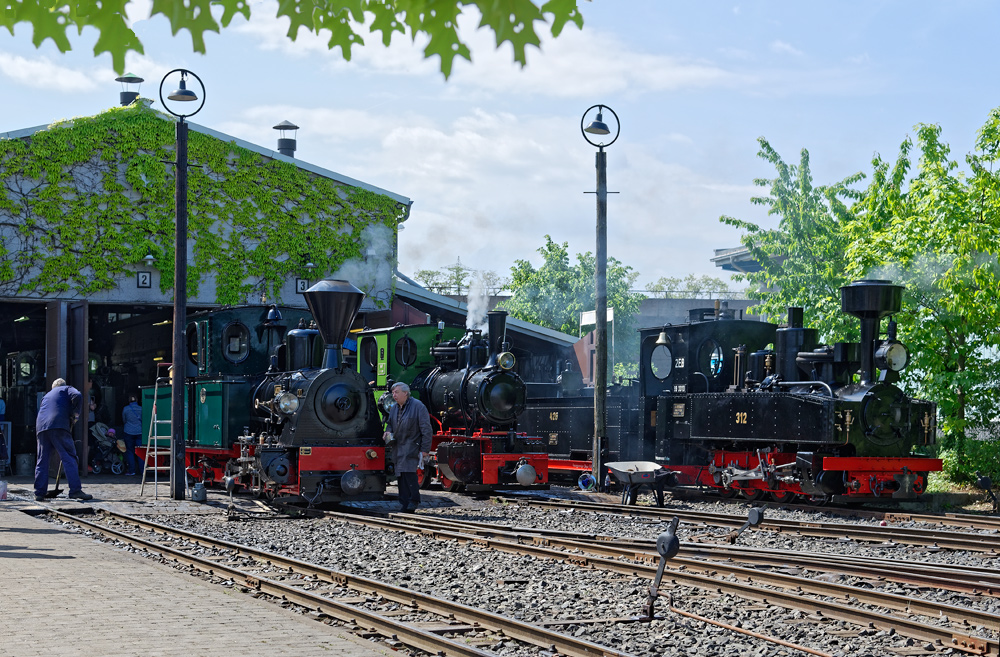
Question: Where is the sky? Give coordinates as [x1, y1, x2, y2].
[2, 1, 999, 292]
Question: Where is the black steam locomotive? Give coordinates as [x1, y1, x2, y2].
[141, 280, 387, 505]
[359, 311, 548, 492]
[524, 280, 941, 503]
[640, 279, 940, 502]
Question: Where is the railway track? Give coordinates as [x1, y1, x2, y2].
[498, 495, 1000, 553]
[383, 512, 1000, 598]
[265, 506, 999, 655]
[44, 507, 642, 657]
[667, 489, 1000, 531]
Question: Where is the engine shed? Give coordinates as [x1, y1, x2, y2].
[0, 96, 410, 473]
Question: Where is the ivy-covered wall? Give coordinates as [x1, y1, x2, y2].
[0, 101, 407, 306]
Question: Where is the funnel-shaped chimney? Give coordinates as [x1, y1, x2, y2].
[840, 280, 903, 384]
[303, 279, 365, 368]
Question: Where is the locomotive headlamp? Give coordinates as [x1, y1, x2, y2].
[498, 351, 516, 370]
[874, 340, 908, 372]
[276, 391, 300, 414]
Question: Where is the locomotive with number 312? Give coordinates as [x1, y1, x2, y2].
[637, 279, 941, 503]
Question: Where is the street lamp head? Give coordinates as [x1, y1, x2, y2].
[159, 69, 206, 119]
[168, 74, 198, 102]
[584, 110, 611, 135]
[580, 104, 620, 149]
[142, 253, 156, 267]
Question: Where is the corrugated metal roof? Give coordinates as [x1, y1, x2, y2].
[393, 279, 579, 347]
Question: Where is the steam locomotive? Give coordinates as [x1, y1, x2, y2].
[139, 280, 387, 504]
[524, 279, 941, 503]
[358, 311, 548, 492]
[637, 279, 941, 502]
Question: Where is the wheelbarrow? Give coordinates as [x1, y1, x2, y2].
[605, 461, 677, 507]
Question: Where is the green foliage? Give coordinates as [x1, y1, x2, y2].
[0, 0, 584, 78]
[0, 102, 404, 304]
[413, 260, 507, 295]
[645, 274, 741, 299]
[722, 114, 1000, 457]
[500, 235, 645, 372]
[720, 138, 865, 343]
[843, 120, 1000, 445]
[938, 439, 1000, 484]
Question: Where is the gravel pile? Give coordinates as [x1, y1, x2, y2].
[114, 491, 998, 657]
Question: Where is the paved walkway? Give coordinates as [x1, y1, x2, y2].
[0, 501, 392, 657]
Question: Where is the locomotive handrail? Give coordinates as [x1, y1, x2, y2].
[693, 371, 710, 392]
[773, 380, 834, 397]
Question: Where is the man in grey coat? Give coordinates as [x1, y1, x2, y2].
[384, 382, 432, 513]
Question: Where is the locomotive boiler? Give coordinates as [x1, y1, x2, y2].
[360, 311, 548, 492]
[642, 279, 941, 503]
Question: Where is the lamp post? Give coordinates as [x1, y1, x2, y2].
[581, 104, 620, 490]
[159, 69, 206, 500]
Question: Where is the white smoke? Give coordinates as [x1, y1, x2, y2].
[331, 223, 395, 309]
[466, 274, 490, 333]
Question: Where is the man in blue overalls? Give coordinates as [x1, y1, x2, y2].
[34, 378, 93, 502]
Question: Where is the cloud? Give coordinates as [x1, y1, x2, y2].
[770, 40, 804, 57]
[0, 52, 103, 92]
[232, 1, 749, 99]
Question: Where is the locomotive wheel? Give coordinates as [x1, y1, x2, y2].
[769, 490, 797, 504]
[417, 465, 434, 489]
[805, 494, 831, 506]
[739, 488, 766, 502]
[718, 487, 738, 498]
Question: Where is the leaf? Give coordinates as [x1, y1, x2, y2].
[216, 0, 252, 27]
[150, 0, 221, 52]
[540, 0, 583, 37]
[275, 0, 318, 37]
[473, 0, 544, 67]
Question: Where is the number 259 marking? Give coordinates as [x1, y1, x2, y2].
[735, 412, 748, 424]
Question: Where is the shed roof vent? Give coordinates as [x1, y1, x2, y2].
[273, 120, 299, 157]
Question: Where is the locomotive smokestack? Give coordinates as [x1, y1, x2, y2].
[840, 280, 903, 384]
[303, 279, 365, 368]
[486, 310, 507, 364]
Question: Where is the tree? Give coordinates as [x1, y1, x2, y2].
[720, 138, 865, 342]
[645, 274, 740, 299]
[412, 260, 506, 296]
[1, 0, 584, 77]
[500, 235, 645, 375]
[413, 268, 447, 293]
[722, 123, 1000, 483]
[843, 119, 1000, 477]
